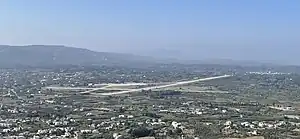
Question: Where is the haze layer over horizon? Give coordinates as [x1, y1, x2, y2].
[0, 0, 299, 64]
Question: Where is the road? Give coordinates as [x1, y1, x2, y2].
[44, 86, 136, 91]
[10, 89, 22, 99]
[44, 87, 96, 90]
[44, 82, 171, 92]
[90, 75, 232, 96]
[44, 83, 151, 91]
[94, 83, 149, 87]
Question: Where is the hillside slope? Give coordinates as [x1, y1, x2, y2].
[0, 45, 156, 68]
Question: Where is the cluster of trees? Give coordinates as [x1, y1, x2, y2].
[130, 127, 154, 137]
[194, 123, 221, 139]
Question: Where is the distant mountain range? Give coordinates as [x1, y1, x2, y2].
[0, 45, 163, 68]
[0, 45, 281, 68]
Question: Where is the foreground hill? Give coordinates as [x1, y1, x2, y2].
[0, 45, 158, 68]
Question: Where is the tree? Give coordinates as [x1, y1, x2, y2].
[119, 107, 126, 113]
[194, 123, 221, 139]
[131, 127, 154, 137]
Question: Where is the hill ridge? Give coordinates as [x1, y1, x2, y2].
[0, 45, 158, 68]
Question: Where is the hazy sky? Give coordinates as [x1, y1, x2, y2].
[1, 0, 299, 64]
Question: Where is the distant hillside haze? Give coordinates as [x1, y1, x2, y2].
[0, 45, 282, 68]
[0, 45, 159, 68]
